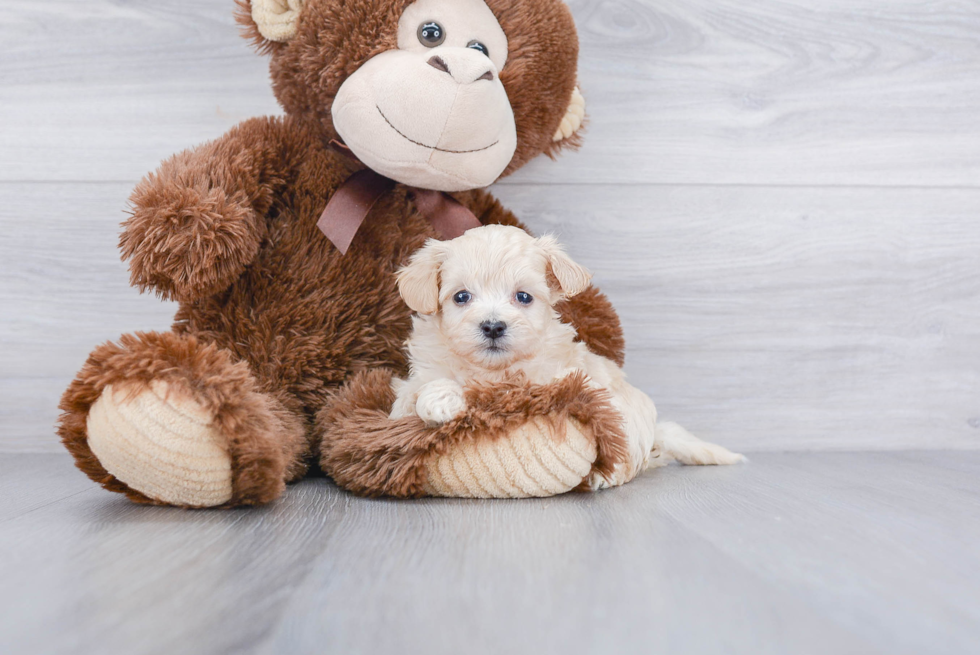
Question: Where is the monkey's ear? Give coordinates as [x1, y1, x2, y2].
[538, 235, 593, 298]
[236, 0, 304, 47]
[397, 240, 448, 315]
[552, 87, 586, 142]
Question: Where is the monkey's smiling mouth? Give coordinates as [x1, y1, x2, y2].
[376, 106, 499, 154]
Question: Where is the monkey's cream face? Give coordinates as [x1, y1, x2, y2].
[331, 0, 517, 191]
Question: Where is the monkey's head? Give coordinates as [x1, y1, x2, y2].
[237, 0, 585, 191]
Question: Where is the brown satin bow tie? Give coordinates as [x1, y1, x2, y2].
[316, 141, 483, 255]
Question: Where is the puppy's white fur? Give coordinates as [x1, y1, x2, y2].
[391, 225, 743, 488]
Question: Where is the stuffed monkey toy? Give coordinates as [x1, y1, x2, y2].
[58, 0, 627, 507]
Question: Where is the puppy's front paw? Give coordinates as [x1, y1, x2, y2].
[415, 379, 467, 426]
[389, 396, 414, 420]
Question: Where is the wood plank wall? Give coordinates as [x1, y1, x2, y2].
[1, 0, 978, 452]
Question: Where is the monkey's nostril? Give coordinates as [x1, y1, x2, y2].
[427, 55, 450, 74]
[480, 320, 507, 340]
[477, 70, 494, 82]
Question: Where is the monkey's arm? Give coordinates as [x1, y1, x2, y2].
[454, 190, 626, 367]
[121, 116, 295, 302]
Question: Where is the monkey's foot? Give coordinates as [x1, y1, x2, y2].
[87, 380, 233, 507]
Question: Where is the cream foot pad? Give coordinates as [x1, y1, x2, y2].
[422, 417, 597, 498]
[87, 381, 233, 507]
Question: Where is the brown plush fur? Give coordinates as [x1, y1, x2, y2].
[58, 0, 624, 506]
[318, 369, 630, 498]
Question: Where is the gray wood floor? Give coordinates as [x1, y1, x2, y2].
[1, 451, 978, 655]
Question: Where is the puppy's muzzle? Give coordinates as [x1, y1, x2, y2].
[480, 320, 507, 341]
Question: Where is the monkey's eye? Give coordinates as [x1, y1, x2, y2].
[418, 22, 446, 47]
[515, 291, 533, 305]
[467, 40, 490, 57]
[453, 290, 472, 305]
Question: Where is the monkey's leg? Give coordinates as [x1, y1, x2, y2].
[58, 331, 308, 507]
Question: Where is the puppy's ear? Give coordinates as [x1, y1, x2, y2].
[538, 235, 593, 298]
[397, 240, 447, 315]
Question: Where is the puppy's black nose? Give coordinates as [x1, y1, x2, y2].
[480, 320, 507, 340]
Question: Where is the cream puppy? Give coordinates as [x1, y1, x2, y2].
[390, 225, 744, 488]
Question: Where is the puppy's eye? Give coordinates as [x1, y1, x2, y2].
[467, 40, 489, 57]
[453, 290, 472, 305]
[418, 22, 446, 47]
[515, 291, 533, 305]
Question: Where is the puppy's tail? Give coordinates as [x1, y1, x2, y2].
[654, 421, 746, 466]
